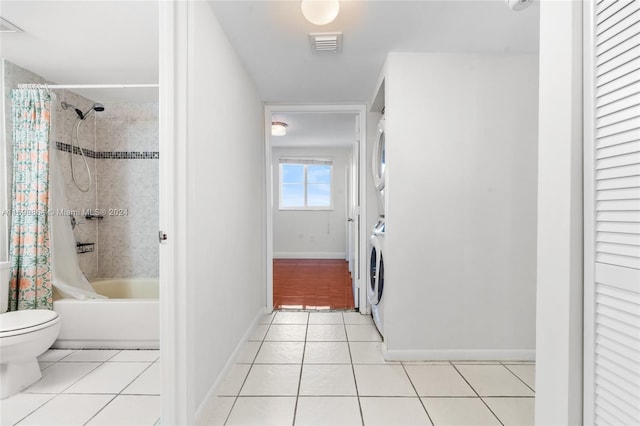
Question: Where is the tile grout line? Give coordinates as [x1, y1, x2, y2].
[500, 362, 536, 393]
[29, 322, 530, 425]
[11, 392, 56, 425]
[118, 361, 157, 396]
[223, 314, 274, 425]
[81, 394, 119, 426]
[13, 349, 72, 424]
[102, 350, 161, 425]
[17, 349, 107, 425]
[103, 349, 123, 363]
[342, 312, 365, 426]
[291, 312, 310, 426]
[79, 353, 157, 426]
[20, 349, 160, 426]
[400, 362, 436, 426]
[43, 353, 103, 394]
[449, 362, 505, 426]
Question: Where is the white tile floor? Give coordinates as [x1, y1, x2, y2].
[198, 311, 536, 426]
[2, 312, 535, 426]
[1, 349, 160, 426]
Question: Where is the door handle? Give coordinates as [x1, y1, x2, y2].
[347, 218, 354, 222]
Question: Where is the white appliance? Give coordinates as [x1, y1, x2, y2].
[372, 116, 386, 219]
[368, 115, 386, 336]
[372, 116, 386, 192]
[368, 220, 385, 337]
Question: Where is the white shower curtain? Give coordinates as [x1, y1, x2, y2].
[49, 148, 105, 300]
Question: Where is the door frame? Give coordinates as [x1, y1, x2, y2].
[159, 1, 191, 424]
[582, 0, 596, 422]
[264, 104, 368, 313]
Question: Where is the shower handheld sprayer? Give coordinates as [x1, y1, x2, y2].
[61, 101, 105, 192]
[61, 101, 85, 120]
[61, 102, 104, 120]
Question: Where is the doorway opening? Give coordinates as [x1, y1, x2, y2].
[273, 259, 353, 310]
[265, 105, 368, 312]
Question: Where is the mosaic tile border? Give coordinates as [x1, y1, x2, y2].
[56, 141, 159, 160]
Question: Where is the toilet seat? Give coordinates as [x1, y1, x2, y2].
[0, 310, 59, 338]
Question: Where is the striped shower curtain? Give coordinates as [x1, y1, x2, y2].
[8, 88, 53, 310]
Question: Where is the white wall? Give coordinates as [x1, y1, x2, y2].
[272, 146, 350, 258]
[383, 53, 538, 359]
[184, 0, 265, 416]
[535, 1, 583, 424]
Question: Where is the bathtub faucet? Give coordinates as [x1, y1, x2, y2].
[70, 216, 85, 230]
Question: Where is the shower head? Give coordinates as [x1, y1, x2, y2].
[61, 101, 85, 120]
[81, 103, 105, 120]
[61, 101, 105, 120]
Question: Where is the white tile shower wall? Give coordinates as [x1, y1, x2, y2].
[2, 61, 99, 279]
[1, 61, 159, 281]
[95, 103, 159, 278]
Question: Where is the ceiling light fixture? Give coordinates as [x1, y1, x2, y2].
[272, 121, 288, 136]
[505, 0, 534, 11]
[301, 0, 340, 26]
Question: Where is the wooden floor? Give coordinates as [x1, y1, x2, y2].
[273, 259, 355, 310]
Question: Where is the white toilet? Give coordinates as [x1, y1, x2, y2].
[0, 261, 61, 399]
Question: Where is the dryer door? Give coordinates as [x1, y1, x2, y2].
[372, 118, 386, 191]
[367, 235, 382, 305]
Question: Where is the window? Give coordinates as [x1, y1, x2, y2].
[279, 159, 332, 209]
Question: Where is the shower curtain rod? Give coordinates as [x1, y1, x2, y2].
[17, 83, 159, 89]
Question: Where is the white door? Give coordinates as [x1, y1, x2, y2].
[584, 1, 640, 424]
[346, 162, 352, 270]
[350, 139, 360, 308]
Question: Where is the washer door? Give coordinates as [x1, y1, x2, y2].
[372, 118, 386, 191]
[377, 253, 384, 304]
[368, 235, 382, 305]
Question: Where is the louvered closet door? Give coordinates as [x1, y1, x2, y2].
[586, 0, 640, 424]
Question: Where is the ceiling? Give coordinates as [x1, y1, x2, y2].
[271, 112, 357, 148]
[0, 1, 539, 104]
[0, 1, 159, 103]
[210, 0, 540, 103]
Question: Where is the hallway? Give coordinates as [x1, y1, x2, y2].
[273, 260, 355, 310]
[198, 311, 535, 425]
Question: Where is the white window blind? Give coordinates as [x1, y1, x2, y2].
[279, 158, 333, 165]
[586, 0, 640, 424]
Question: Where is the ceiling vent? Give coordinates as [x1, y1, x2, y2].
[0, 17, 23, 33]
[309, 32, 343, 53]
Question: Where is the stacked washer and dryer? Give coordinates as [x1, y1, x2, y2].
[368, 116, 386, 337]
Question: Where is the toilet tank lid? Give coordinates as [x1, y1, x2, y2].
[0, 310, 59, 333]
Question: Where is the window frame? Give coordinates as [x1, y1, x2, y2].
[278, 159, 334, 211]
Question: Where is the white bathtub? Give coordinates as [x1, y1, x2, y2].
[52, 278, 159, 349]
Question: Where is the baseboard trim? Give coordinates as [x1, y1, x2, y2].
[274, 252, 346, 260]
[381, 344, 535, 362]
[52, 339, 159, 350]
[194, 307, 267, 424]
